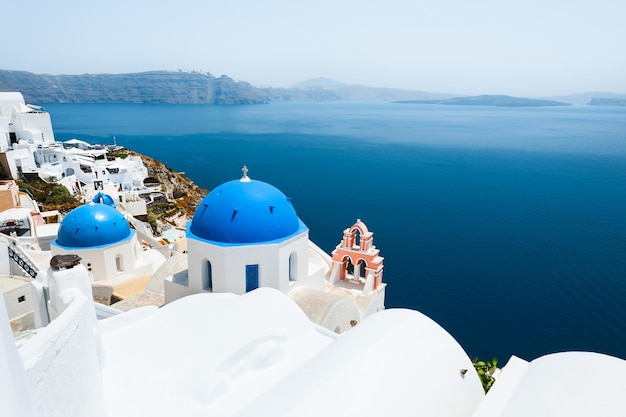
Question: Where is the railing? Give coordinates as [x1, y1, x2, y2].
[7, 245, 38, 278]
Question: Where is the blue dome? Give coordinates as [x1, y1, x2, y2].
[92, 192, 116, 207]
[54, 203, 132, 248]
[190, 179, 302, 244]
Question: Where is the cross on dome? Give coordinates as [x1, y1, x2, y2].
[241, 165, 251, 182]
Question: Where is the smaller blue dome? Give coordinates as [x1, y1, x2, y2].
[54, 204, 132, 248]
[92, 192, 116, 207]
[190, 179, 302, 244]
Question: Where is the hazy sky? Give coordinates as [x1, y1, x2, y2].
[4, 0, 625, 96]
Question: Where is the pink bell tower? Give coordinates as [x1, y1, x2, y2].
[328, 219, 384, 294]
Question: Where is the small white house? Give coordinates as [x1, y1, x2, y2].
[50, 201, 164, 304]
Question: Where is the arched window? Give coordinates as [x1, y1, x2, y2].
[115, 254, 124, 272]
[344, 257, 354, 275]
[357, 259, 367, 278]
[289, 252, 297, 281]
[204, 260, 213, 291]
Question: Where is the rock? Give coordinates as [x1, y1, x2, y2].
[172, 188, 187, 199]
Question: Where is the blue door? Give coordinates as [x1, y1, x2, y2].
[246, 264, 259, 292]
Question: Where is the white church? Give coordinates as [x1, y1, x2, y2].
[160, 166, 386, 333]
[49, 196, 164, 306]
[2, 167, 626, 417]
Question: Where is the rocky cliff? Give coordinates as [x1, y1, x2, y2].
[139, 152, 208, 219]
[0, 70, 265, 104]
[107, 149, 208, 229]
[0, 70, 454, 103]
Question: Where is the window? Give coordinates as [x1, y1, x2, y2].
[357, 260, 367, 278]
[115, 254, 124, 272]
[204, 260, 213, 291]
[289, 252, 297, 281]
[246, 264, 259, 292]
[18, 295, 25, 303]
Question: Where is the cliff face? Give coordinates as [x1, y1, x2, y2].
[138, 152, 208, 220]
[0, 69, 454, 104]
[105, 149, 207, 229]
[0, 70, 265, 104]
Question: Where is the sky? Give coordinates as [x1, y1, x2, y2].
[4, 0, 625, 96]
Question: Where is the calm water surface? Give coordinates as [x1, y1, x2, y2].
[45, 102, 626, 362]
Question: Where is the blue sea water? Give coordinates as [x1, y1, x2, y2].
[45, 101, 626, 362]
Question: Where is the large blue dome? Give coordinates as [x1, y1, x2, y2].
[189, 179, 303, 244]
[54, 203, 133, 248]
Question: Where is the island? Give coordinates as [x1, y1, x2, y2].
[393, 95, 571, 107]
[587, 98, 626, 107]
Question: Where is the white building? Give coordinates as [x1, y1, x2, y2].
[165, 167, 384, 332]
[0, 92, 148, 204]
[186, 172, 310, 294]
[50, 201, 165, 304]
[0, 92, 55, 178]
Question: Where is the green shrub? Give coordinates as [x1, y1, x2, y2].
[18, 179, 79, 208]
[473, 357, 498, 393]
[146, 211, 158, 233]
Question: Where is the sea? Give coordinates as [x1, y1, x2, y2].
[44, 101, 626, 363]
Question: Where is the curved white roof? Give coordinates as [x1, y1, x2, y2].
[100, 290, 484, 417]
[236, 308, 484, 417]
[487, 352, 626, 417]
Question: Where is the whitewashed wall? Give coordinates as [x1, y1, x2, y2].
[19, 289, 105, 417]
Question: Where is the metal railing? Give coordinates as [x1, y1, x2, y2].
[7, 244, 38, 278]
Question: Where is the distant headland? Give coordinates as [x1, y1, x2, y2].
[0, 69, 624, 106]
[392, 95, 571, 107]
[587, 97, 626, 107]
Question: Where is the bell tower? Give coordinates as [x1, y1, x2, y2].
[328, 219, 384, 296]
